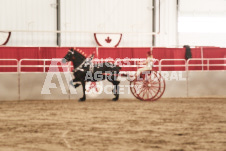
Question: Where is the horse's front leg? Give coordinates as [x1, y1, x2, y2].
[79, 81, 86, 102]
[70, 78, 81, 88]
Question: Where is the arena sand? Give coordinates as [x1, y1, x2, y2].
[0, 98, 225, 151]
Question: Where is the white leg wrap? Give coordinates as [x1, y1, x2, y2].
[73, 82, 81, 85]
[70, 81, 81, 87]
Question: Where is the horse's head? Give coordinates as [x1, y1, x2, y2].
[62, 48, 75, 63]
[62, 48, 87, 69]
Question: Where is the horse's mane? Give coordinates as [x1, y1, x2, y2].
[70, 48, 86, 60]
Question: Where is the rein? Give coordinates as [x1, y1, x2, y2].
[68, 49, 96, 72]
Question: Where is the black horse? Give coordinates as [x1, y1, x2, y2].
[62, 48, 121, 101]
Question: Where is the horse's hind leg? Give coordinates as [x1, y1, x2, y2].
[106, 73, 120, 101]
[79, 81, 86, 102]
[112, 80, 120, 101]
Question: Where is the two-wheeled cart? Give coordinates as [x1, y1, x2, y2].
[129, 70, 165, 101]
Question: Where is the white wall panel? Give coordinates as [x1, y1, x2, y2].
[155, 0, 178, 47]
[20, 73, 69, 100]
[60, 0, 153, 47]
[178, 33, 226, 47]
[187, 71, 226, 97]
[162, 71, 187, 98]
[0, 73, 18, 101]
[179, 0, 226, 13]
[178, 0, 226, 47]
[1, 71, 226, 101]
[1, 0, 225, 47]
[0, 0, 56, 46]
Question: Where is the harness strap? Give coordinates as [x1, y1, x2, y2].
[74, 53, 95, 72]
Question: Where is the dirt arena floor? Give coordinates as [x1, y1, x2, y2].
[0, 98, 225, 151]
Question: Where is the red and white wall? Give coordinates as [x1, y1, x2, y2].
[1, 46, 226, 72]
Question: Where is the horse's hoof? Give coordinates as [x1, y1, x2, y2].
[112, 98, 118, 101]
[79, 98, 86, 102]
[74, 84, 81, 88]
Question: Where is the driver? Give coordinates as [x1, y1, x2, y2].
[137, 51, 154, 75]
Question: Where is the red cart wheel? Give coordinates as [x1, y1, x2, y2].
[130, 71, 161, 101]
[150, 72, 166, 101]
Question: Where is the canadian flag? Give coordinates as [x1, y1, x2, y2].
[0, 31, 11, 45]
[105, 37, 112, 43]
[94, 33, 122, 47]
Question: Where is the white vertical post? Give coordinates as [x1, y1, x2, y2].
[201, 47, 204, 70]
[207, 59, 209, 71]
[96, 47, 99, 58]
[18, 60, 22, 101]
[43, 60, 46, 73]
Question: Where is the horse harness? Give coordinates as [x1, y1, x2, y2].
[73, 54, 95, 73]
